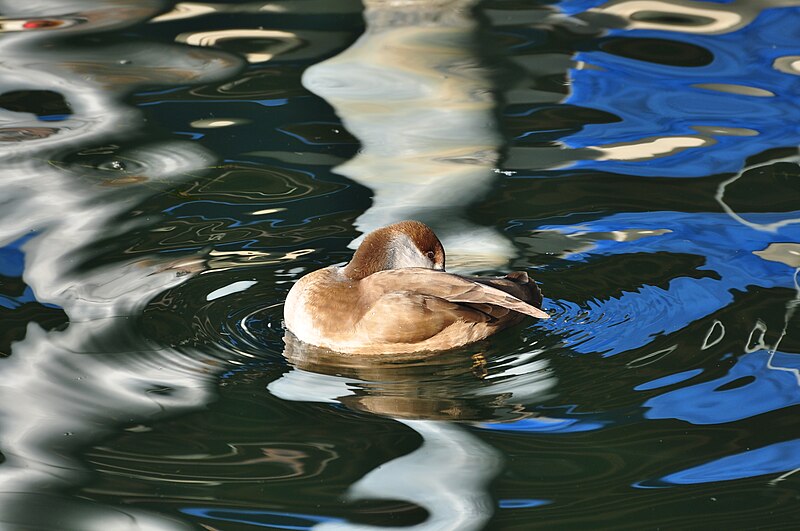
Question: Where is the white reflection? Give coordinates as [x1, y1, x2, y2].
[742, 268, 800, 386]
[591, 136, 709, 161]
[701, 320, 725, 350]
[0, 1, 242, 528]
[769, 466, 800, 486]
[206, 280, 259, 301]
[318, 420, 501, 531]
[765, 268, 800, 385]
[270, 369, 502, 531]
[626, 345, 678, 368]
[302, 0, 515, 269]
[589, 126, 760, 163]
[719, 150, 800, 387]
[715, 151, 800, 233]
[271, 337, 556, 531]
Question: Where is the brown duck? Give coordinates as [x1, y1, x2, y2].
[283, 221, 549, 354]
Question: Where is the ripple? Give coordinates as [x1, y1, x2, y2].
[534, 247, 720, 356]
[139, 270, 286, 360]
[87, 440, 339, 483]
[187, 68, 305, 100]
[55, 140, 216, 187]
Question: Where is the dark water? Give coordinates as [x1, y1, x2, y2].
[1, 0, 799, 529]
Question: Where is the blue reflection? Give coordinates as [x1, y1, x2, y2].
[0, 234, 60, 310]
[499, 498, 552, 508]
[181, 507, 345, 530]
[0, 236, 28, 278]
[38, 114, 70, 122]
[635, 368, 704, 391]
[140, 98, 288, 107]
[533, 211, 800, 355]
[644, 350, 800, 424]
[659, 439, 800, 484]
[562, 2, 800, 177]
[479, 417, 606, 433]
[134, 86, 188, 96]
[560, 0, 737, 15]
[0, 288, 37, 310]
[174, 131, 205, 140]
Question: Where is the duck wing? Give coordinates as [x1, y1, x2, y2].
[467, 271, 544, 310]
[364, 268, 549, 319]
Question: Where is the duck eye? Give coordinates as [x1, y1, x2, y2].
[426, 251, 435, 260]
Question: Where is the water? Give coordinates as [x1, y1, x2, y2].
[0, 0, 799, 528]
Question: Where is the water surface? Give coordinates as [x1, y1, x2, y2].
[0, 0, 799, 529]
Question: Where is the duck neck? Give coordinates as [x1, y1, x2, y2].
[342, 230, 394, 280]
[342, 246, 385, 280]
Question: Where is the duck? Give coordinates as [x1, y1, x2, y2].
[283, 220, 549, 355]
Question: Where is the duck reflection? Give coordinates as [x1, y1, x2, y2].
[272, 334, 556, 530]
[0, 1, 242, 529]
[303, 0, 516, 269]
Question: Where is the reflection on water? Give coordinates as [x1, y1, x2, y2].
[303, 0, 516, 269]
[1, 0, 800, 528]
[562, 0, 800, 177]
[0, 0, 242, 528]
[317, 420, 502, 531]
[273, 336, 553, 530]
[279, 334, 555, 422]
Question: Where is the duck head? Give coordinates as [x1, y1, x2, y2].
[343, 220, 445, 280]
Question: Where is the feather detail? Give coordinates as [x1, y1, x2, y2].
[283, 221, 549, 354]
[364, 268, 549, 319]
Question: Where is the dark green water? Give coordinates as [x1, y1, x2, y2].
[1, 0, 799, 529]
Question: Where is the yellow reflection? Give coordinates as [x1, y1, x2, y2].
[589, 0, 800, 36]
[206, 248, 315, 269]
[587, 124, 761, 162]
[176, 29, 301, 63]
[692, 83, 774, 97]
[754, 242, 800, 267]
[191, 118, 249, 128]
[591, 136, 710, 161]
[773, 55, 800, 75]
[592, 0, 744, 34]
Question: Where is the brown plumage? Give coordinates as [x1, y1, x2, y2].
[283, 220, 548, 355]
